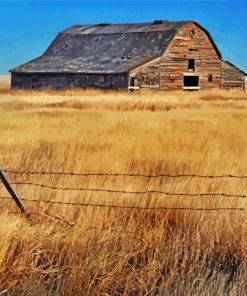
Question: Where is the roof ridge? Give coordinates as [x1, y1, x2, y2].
[68, 20, 192, 27]
[62, 20, 192, 35]
[61, 29, 179, 36]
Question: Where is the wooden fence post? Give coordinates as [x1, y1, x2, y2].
[0, 166, 28, 214]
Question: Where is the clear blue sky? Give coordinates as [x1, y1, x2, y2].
[0, 0, 247, 75]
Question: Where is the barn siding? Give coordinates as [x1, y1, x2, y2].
[11, 73, 129, 90]
[159, 22, 221, 90]
[221, 61, 245, 90]
[129, 58, 160, 89]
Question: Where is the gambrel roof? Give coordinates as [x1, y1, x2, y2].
[11, 20, 220, 74]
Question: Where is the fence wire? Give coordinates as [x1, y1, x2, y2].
[1, 195, 247, 211]
[9, 181, 247, 199]
[3, 169, 247, 179]
[1, 168, 247, 212]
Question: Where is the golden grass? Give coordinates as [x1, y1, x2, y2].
[1, 87, 247, 295]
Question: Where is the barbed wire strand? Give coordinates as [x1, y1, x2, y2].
[9, 181, 247, 199]
[1, 195, 247, 211]
[3, 169, 247, 179]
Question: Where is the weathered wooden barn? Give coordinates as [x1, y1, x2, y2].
[11, 20, 246, 90]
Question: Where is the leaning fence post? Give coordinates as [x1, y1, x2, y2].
[0, 166, 28, 214]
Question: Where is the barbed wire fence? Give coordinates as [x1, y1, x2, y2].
[3, 168, 247, 179]
[1, 167, 247, 226]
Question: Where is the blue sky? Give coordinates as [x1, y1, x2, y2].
[0, 0, 246, 75]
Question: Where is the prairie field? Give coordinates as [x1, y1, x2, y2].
[1, 86, 247, 295]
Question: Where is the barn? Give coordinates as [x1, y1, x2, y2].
[10, 20, 246, 91]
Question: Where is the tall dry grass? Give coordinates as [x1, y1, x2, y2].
[0, 87, 247, 295]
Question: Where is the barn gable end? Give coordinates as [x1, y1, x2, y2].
[159, 22, 221, 90]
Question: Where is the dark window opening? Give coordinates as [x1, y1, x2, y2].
[208, 74, 213, 83]
[130, 77, 135, 87]
[184, 76, 199, 87]
[189, 48, 198, 52]
[188, 59, 195, 71]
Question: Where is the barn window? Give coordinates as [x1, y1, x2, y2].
[208, 74, 213, 83]
[188, 59, 195, 71]
[189, 48, 198, 52]
[130, 77, 135, 87]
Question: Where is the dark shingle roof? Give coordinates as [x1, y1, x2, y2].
[11, 21, 191, 73]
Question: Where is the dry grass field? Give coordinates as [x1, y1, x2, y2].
[1, 86, 247, 295]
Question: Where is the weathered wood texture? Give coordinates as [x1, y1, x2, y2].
[129, 58, 160, 89]
[159, 22, 221, 90]
[221, 61, 245, 90]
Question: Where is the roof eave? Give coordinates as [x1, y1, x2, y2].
[10, 70, 129, 74]
[223, 60, 247, 76]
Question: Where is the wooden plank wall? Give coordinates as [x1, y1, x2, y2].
[221, 61, 245, 90]
[129, 58, 160, 88]
[159, 22, 221, 90]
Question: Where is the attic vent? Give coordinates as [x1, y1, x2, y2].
[153, 20, 164, 25]
[97, 23, 109, 26]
